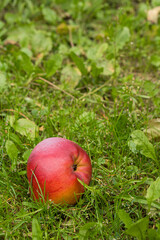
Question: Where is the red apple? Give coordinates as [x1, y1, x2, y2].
[27, 137, 92, 205]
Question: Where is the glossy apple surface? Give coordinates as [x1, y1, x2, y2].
[27, 137, 92, 205]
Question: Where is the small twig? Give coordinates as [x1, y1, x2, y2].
[38, 77, 76, 99]
[1, 109, 30, 120]
[68, 27, 74, 47]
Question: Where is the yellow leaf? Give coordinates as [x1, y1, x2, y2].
[56, 23, 69, 35]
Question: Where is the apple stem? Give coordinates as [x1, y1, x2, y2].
[73, 164, 77, 171]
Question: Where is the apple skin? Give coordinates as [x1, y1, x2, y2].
[27, 137, 92, 205]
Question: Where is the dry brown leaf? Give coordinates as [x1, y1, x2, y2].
[4, 40, 18, 45]
[39, 126, 44, 131]
[144, 118, 160, 140]
[147, 6, 160, 23]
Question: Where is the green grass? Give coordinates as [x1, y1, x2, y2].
[1, 0, 160, 239]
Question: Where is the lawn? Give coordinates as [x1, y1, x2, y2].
[0, 0, 160, 239]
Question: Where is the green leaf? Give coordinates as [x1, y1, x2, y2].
[150, 55, 160, 67]
[31, 31, 52, 54]
[96, 43, 108, 58]
[90, 62, 103, 78]
[16, 52, 33, 74]
[4, 12, 20, 24]
[7, 24, 52, 55]
[60, 65, 81, 89]
[42, 7, 57, 23]
[5, 140, 18, 161]
[143, 80, 157, 97]
[146, 177, 160, 203]
[126, 217, 149, 240]
[70, 52, 87, 75]
[5, 140, 18, 170]
[0, 72, 7, 91]
[44, 54, 62, 77]
[79, 222, 97, 240]
[128, 140, 138, 153]
[7, 25, 52, 55]
[6, 24, 35, 47]
[32, 218, 43, 240]
[152, 0, 160, 7]
[115, 27, 130, 50]
[13, 118, 38, 141]
[0, 20, 4, 29]
[138, 3, 148, 18]
[21, 47, 33, 58]
[128, 130, 157, 162]
[117, 209, 133, 228]
[7, 115, 16, 127]
[148, 227, 160, 240]
[22, 149, 32, 162]
[86, 43, 108, 61]
[96, 60, 114, 76]
[9, 132, 24, 149]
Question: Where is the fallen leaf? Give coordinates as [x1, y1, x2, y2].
[97, 60, 114, 76]
[4, 40, 18, 45]
[144, 118, 160, 140]
[39, 126, 44, 131]
[13, 118, 38, 140]
[60, 65, 81, 89]
[147, 6, 160, 23]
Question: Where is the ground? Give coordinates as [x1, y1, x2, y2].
[0, 0, 160, 239]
